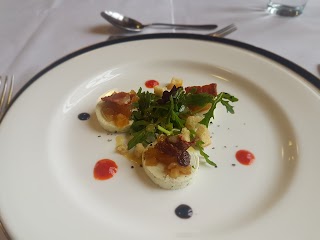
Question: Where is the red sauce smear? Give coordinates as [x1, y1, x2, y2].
[235, 150, 255, 165]
[94, 159, 118, 180]
[145, 79, 159, 88]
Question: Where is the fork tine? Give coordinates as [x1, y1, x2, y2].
[7, 75, 14, 106]
[0, 75, 14, 122]
[214, 26, 237, 38]
[212, 24, 234, 34]
[208, 24, 237, 37]
[214, 24, 236, 36]
[0, 76, 7, 110]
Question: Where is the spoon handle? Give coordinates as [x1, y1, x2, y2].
[147, 23, 218, 30]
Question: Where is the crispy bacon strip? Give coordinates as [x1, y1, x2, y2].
[101, 92, 131, 105]
[185, 83, 217, 96]
[100, 91, 138, 124]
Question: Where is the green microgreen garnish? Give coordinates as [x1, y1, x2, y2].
[200, 92, 238, 127]
[127, 85, 238, 166]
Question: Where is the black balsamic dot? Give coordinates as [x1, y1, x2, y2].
[131, 166, 134, 169]
[232, 163, 236, 167]
[78, 112, 90, 120]
[175, 204, 193, 219]
[98, 135, 101, 138]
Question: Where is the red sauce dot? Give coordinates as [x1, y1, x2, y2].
[235, 150, 255, 165]
[94, 159, 118, 180]
[145, 80, 159, 88]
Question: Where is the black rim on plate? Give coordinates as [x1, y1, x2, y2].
[0, 33, 320, 238]
[2, 33, 320, 123]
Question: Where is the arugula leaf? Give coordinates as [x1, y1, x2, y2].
[221, 100, 235, 114]
[184, 92, 213, 107]
[196, 141, 217, 167]
[128, 129, 147, 150]
[200, 93, 223, 127]
[222, 92, 238, 102]
[128, 127, 156, 150]
[200, 92, 238, 127]
[169, 96, 185, 128]
[130, 120, 149, 132]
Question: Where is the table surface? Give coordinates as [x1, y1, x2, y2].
[0, 0, 319, 239]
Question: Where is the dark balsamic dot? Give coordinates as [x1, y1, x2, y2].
[224, 146, 227, 148]
[98, 135, 101, 138]
[212, 147, 215, 149]
[227, 128, 230, 130]
[232, 163, 236, 167]
[210, 121, 213, 124]
[175, 204, 193, 219]
[140, 164, 143, 167]
[217, 125, 220, 127]
[78, 112, 90, 120]
[131, 166, 134, 169]
[107, 139, 112, 142]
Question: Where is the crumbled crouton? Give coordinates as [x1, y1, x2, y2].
[180, 127, 191, 142]
[116, 135, 128, 155]
[185, 115, 204, 130]
[154, 85, 165, 97]
[166, 77, 183, 90]
[116, 144, 128, 155]
[196, 124, 211, 146]
[134, 143, 145, 159]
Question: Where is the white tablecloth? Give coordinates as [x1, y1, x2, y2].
[0, 0, 319, 239]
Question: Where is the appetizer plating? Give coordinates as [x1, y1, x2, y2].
[95, 78, 238, 189]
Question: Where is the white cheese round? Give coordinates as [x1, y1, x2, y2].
[95, 100, 132, 133]
[142, 148, 199, 190]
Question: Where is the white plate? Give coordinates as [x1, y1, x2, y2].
[1, 34, 320, 240]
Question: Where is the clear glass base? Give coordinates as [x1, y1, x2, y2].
[267, 3, 305, 17]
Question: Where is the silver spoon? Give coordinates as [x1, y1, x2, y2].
[101, 11, 218, 32]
